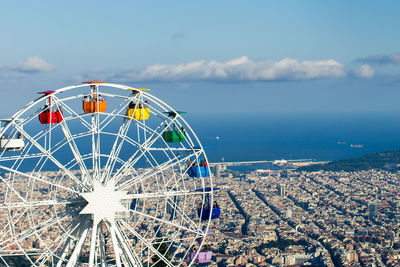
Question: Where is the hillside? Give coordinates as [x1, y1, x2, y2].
[299, 149, 400, 172]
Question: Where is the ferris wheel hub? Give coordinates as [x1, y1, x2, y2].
[80, 180, 128, 224]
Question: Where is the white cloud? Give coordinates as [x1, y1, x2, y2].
[354, 64, 375, 78]
[113, 56, 346, 82]
[15, 56, 56, 73]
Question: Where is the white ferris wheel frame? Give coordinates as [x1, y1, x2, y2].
[0, 82, 216, 267]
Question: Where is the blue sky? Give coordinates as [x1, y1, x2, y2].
[1, 1, 400, 116]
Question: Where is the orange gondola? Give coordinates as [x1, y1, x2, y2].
[82, 82, 107, 113]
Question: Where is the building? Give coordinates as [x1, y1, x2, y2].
[280, 184, 286, 198]
[369, 202, 378, 220]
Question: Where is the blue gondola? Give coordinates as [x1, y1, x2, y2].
[198, 205, 221, 220]
[188, 166, 209, 178]
[196, 187, 221, 220]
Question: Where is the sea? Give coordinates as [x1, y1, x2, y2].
[4, 112, 400, 173]
[186, 112, 400, 172]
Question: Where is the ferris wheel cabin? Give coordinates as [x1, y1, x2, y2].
[188, 165, 209, 178]
[39, 110, 63, 124]
[125, 88, 151, 120]
[197, 187, 221, 220]
[82, 81, 107, 113]
[190, 251, 212, 264]
[38, 91, 63, 124]
[163, 128, 186, 143]
[198, 205, 221, 220]
[0, 119, 25, 151]
[126, 106, 150, 120]
[162, 111, 187, 143]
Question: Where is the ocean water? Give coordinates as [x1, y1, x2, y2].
[186, 112, 400, 164]
[4, 112, 400, 173]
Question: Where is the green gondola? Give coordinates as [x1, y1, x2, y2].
[162, 111, 187, 143]
[163, 126, 186, 143]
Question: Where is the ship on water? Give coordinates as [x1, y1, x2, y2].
[350, 144, 364, 148]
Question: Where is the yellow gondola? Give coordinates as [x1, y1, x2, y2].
[126, 88, 151, 120]
[126, 105, 150, 120]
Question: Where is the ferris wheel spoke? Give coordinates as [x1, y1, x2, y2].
[35, 217, 81, 266]
[65, 218, 91, 267]
[124, 190, 209, 226]
[55, 216, 86, 267]
[101, 117, 133, 184]
[0, 165, 79, 195]
[58, 116, 91, 185]
[98, 225, 107, 267]
[0, 207, 27, 241]
[118, 150, 200, 191]
[111, 117, 175, 184]
[109, 222, 123, 267]
[0, 175, 25, 202]
[0, 199, 84, 209]
[111, 149, 141, 182]
[0, 213, 69, 250]
[118, 220, 175, 267]
[88, 220, 99, 267]
[38, 226, 79, 265]
[53, 95, 92, 130]
[91, 107, 105, 183]
[0, 152, 47, 162]
[114, 221, 142, 267]
[135, 115, 172, 148]
[132, 113, 178, 153]
[11, 122, 88, 191]
[164, 197, 201, 229]
[90, 116, 99, 183]
[0, 257, 8, 266]
[127, 208, 200, 236]
[98, 97, 130, 131]
[110, 143, 154, 184]
[7, 243, 34, 265]
[125, 189, 208, 200]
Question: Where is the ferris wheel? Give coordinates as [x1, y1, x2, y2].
[0, 82, 219, 266]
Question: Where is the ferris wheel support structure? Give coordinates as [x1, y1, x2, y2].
[0, 82, 217, 266]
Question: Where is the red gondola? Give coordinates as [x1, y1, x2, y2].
[37, 91, 63, 124]
[39, 110, 63, 124]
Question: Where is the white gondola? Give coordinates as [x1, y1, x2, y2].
[0, 119, 25, 151]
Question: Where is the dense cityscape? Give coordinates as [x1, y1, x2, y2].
[203, 166, 400, 267]
[2, 163, 400, 266]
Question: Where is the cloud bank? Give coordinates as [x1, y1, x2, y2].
[356, 53, 400, 65]
[14, 56, 56, 73]
[114, 56, 346, 82]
